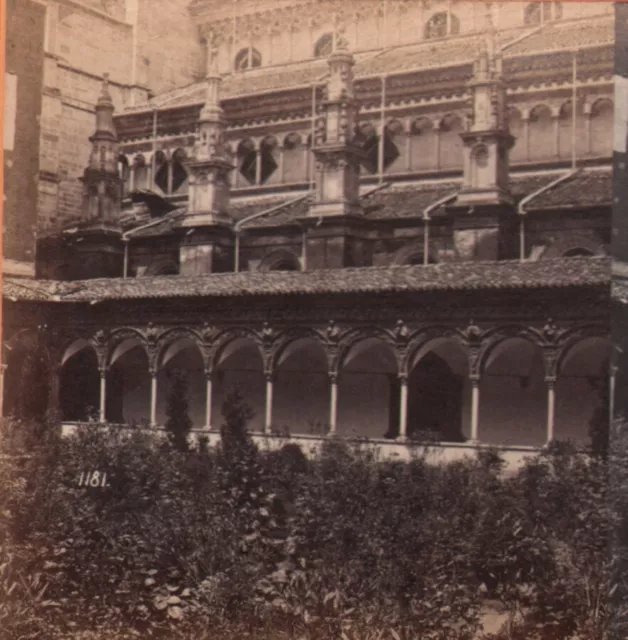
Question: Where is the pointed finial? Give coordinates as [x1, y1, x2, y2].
[97, 72, 113, 107]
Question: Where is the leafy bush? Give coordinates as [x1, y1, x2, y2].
[0, 408, 617, 640]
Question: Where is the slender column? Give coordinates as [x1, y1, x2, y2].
[470, 375, 480, 442]
[398, 374, 408, 440]
[99, 367, 107, 423]
[167, 160, 174, 195]
[264, 373, 274, 434]
[552, 113, 560, 158]
[278, 146, 285, 183]
[329, 373, 338, 435]
[404, 125, 412, 172]
[435, 126, 441, 170]
[610, 364, 617, 422]
[150, 370, 158, 427]
[584, 107, 592, 156]
[129, 166, 135, 192]
[522, 114, 530, 161]
[0, 364, 6, 419]
[255, 146, 262, 185]
[205, 372, 213, 430]
[545, 376, 556, 444]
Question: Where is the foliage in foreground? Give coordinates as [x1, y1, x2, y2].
[0, 398, 618, 640]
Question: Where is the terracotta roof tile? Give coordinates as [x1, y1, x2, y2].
[121, 169, 611, 238]
[523, 169, 612, 210]
[3, 257, 610, 304]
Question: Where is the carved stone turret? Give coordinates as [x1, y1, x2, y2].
[448, 17, 517, 262]
[182, 42, 234, 227]
[300, 44, 371, 270]
[454, 20, 514, 209]
[81, 74, 122, 228]
[179, 42, 235, 275]
[308, 43, 364, 219]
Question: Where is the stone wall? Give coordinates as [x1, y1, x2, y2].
[5, 0, 46, 263]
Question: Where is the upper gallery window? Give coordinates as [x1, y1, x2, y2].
[314, 32, 349, 57]
[425, 12, 461, 39]
[234, 47, 262, 71]
[524, 2, 563, 25]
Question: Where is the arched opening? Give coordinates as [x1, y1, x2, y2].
[3, 335, 51, 422]
[282, 133, 306, 183]
[590, 99, 613, 157]
[556, 337, 611, 447]
[406, 339, 468, 442]
[439, 114, 464, 170]
[481, 337, 546, 446]
[508, 108, 525, 162]
[154, 150, 169, 193]
[356, 122, 379, 175]
[260, 135, 280, 185]
[410, 118, 436, 171]
[273, 338, 328, 435]
[313, 32, 348, 58]
[237, 139, 257, 186]
[470, 144, 490, 188]
[524, 2, 562, 25]
[235, 47, 261, 71]
[563, 248, 595, 258]
[558, 101, 586, 160]
[157, 338, 205, 429]
[145, 260, 179, 276]
[528, 105, 554, 161]
[107, 339, 150, 425]
[338, 337, 397, 439]
[171, 148, 188, 194]
[60, 341, 100, 422]
[425, 12, 460, 39]
[391, 242, 436, 266]
[213, 337, 265, 433]
[133, 154, 148, 190]
[259, 250, 301, 272]
[384, 120, 406, 174]
[118, 155, 130, 198]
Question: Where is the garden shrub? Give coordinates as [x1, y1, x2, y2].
[0, 409, 618, 640]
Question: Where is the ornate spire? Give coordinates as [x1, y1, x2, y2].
[93, 73, 117, 145]
[181, 38, 234, 229]
[307, 44, 364, 219]
[81, 71, 121, 227]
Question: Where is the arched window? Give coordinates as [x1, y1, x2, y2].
[133, 154, 148, 190]
[563, 248, 595, 258]
[235, 47, 261, 71]
[154, 150, 168, 193]
[524, 2, 563, 25]
[260, 136, 279, 184]
[117, 154, 129, 197]
[171, 148, 188, 194]
[590, 99, 613, 157]
[409, 118, 437, 171]
[237, 139, 256, 186]
[313, 32, 348, 58]
[425, 12, 460, 39]
[528, 104, 553, 160]
[282, 132, 307, 184]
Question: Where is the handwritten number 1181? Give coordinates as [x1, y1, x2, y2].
[78, 471, 108, 488]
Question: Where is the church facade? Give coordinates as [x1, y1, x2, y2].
[3, 1, 614, 463]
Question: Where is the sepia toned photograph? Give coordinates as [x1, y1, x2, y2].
[0, 0, 622, 638]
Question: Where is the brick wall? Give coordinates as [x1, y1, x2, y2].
[4, 0, 46, 263]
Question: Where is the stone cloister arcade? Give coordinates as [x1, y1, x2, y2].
[25, 319, 609, 450]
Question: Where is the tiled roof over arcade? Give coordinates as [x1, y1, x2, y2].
[3, 257, 610, 304]
[122, 167, 611, 238]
